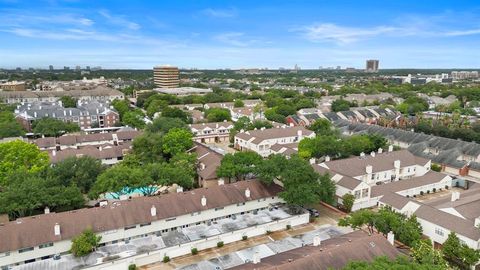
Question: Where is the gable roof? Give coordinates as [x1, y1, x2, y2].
[322, 150, 429, 177]
[0, 180, 281, 253]
[235, 126, 314, 145]
[230, 230, 401, 270]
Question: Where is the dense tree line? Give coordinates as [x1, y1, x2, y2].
[0, 105, 25, 138]
[299, 119, 387, 159]
[216, 153, 336, 207]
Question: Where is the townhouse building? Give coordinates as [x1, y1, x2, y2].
[189, 121, 233, 143]
[0, 181, 309, 269]
[234, 126, 315, 157]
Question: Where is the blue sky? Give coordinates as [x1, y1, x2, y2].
[1, 0, 480, 69]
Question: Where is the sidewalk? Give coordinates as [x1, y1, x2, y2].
[142, 204, 341, 270]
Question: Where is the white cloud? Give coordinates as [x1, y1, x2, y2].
[214, 32, 254, 47]
[98, 10, 140, 30]
[299, 23, 397, 44]
[202, 8, 236, 18]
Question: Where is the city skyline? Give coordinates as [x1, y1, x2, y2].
[1, 0, 480, 69]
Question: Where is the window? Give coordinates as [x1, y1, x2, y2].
[18, 247, 34, 253]
[140, 222, 151, 227]
[362, 188, 369, 198]
[354, 190, 361, 199]
[191, 211, 201, 216]
[39, 243, 53, 249]
[435, 227, 444, 236]
[166, 217, 176, 222]
[215, 207, 224, 211]
[237, 202, 246, 206]
[124, 225, 136, 230]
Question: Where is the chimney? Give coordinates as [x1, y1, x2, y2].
[289, 123, 294, 127]
[218, 178, 225, 185]
[34, 111, 37, 118]
[370, 151, 375, 157]
[44, 207, 50, 214]
[176, 186, 184, 193]
[451, 191, 460, 202]
[297, 130, 303, 138]
[387, 231, 395, 245]
[199, 163, 205, 170]
[378, 148, 383, 154]
[313, 234, 321, 246]
[309, 158, 316, 164]
[366, 165, 373, 174]
[150, 205, 157, 217]
[360, 152, 365, 158]
[99, 147, 102, 152]
[388, 145, 393, 152]
[394, 160, 401, 169]
[52, 150, 56, 156]
[54, 223, 61, 236]
[325, 155, 331, 162]
[245, 188, 251, 198]
[252, 252, 261, 264]
[201, 195, 207, 206]
[475, 217, 480, 228]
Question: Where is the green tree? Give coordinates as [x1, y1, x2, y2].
[70, 228, 102, 257]
[146, 116, 188, 134]
[130, 132, 165, 164]
[342, 193, 355, 213]
[442, 232, 480, 269]
[342, 256, 446, 270]
[32, 117, 80, 136]
[48, 156, 105, 194]
[0, 171, 84, 219]
[0, 111, 25, 138]
[0, 140, 49, 186]
[234, 99, 244, 107]
[111, 99, 130, 119]
[89, 165, 151, 199]
[162, 128, 193, 156]
[146, 162, 194, 189]
[331, 99, 352, 112]
[308, 119, 337, 136]
[60, 96, 77, 108]
[161, 107, 191, 123]
[205, 108, 231, 122]
[122, 110, 145, 129]
[411, 239, 448, 269]
[216, 152, 262, 182]
[146, 99, 168, 118]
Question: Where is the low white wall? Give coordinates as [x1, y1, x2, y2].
[85, 213, 310, 270]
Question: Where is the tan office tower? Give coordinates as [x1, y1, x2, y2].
[366, 60, 379, 72]
[153, 66, 180, 88]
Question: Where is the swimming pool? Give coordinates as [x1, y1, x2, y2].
[105, 186, 158, 200]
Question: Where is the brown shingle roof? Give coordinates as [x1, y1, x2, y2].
[323, 150, 429, 177]
[194, 143, 223, 180]
[371, 171, 448, 197]
[47, 143, 132, 163]
[230, 230, 401, 270]
[0, 180, 281, 253]
[236, 126, 314, 145]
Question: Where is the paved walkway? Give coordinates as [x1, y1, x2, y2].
[141, 204, 342, 270]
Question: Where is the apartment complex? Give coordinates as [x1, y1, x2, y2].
[0, 81, 26, 91]
[15, 101, 119, 131]
[189, 121, 234, 143]
[0, 181, 310, 269]
[153, 66, 180, 88]
[37, 77, 108, 91]
[0, 87, 124, 104]
[451, 71, 479, 80]
[366, 59, 379, 72]
[313, 148, 445, 211]
[234, 126, 315, 157]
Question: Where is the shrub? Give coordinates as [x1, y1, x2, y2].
[420, 191, 424, 196]
[427, 190, 430, 194]
[433, 188, 437, 193]
[128, 264, 137, 270]
[406, 195, 410, 198]
[242, 235, 248, 241]
[163, 255, 170, 263]
[217, 241, 224, 248]
[286, 225, 291, 230]
[191, 248, 198, 255]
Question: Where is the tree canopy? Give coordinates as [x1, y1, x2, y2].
[32, 117, 80, 137]
[70, 228, 102, 257]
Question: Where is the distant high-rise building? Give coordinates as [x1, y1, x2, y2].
[366, 60, 379, 72]
[153, 66, 180, 88]
[75, 66, 81, 71]
[49, 65, 54, 71]
[86, 66, 91, 71]
[64, 66, 70, 71]
[336, 66, 341, 70]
